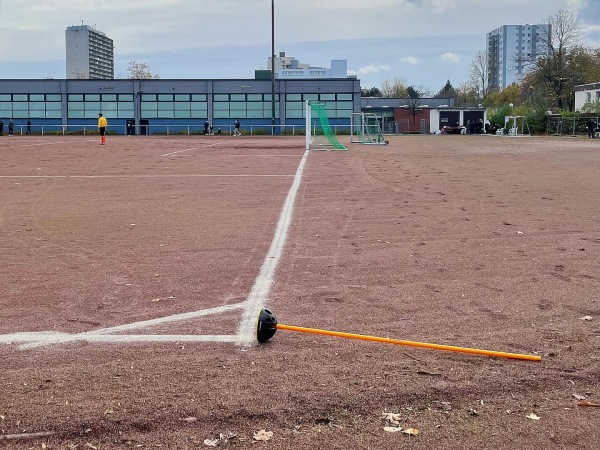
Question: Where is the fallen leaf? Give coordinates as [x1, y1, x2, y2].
[383, 426, 403, 433]
[85, 444, 98, 450]
[577, 401, 600, 407]
[253, 429, 273, 441]
[402, 428, 420, 436]
[579, 316, 593, 321]
[182, 416, 197, 423]
[526, 413, 541, 421]
[572, 394, 586, 400]
[203, 438, 219, 447]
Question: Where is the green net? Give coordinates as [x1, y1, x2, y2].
[308, 101, 346, 150]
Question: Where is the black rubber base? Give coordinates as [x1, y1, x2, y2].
[256, 308, 278, 343]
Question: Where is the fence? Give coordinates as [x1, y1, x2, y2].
[546, 116, 598, 136]
[3, 123, 354, 137]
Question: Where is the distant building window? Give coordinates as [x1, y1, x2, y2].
[587, 92, 592, 103]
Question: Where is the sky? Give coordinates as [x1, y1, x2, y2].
[0, 0, 599, 92]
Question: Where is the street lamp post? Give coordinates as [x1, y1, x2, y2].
[271, 0, 276, 134]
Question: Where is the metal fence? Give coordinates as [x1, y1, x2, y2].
[546, 116, 598, 136]
[3, 123, 354, 136]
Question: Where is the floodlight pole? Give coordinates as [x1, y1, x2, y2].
[271, 0, 276, 135]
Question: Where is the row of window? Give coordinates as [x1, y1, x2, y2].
[0, 93, 354, 120]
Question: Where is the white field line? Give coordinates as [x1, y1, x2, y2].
[0, 174, 294, 179]
[3, 333, 240, 345]
[17, 303, 245, 349]
[161, 142, 221, 156]
[236, 149, 310, 346]
[1, 149, 309, 350]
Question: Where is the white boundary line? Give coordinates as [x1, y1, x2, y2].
[236, 149, 309, 346]
[1, 149, 310, 350]
[0, 175, 294, 179]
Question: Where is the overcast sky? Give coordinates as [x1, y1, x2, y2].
[0, 0, 599, 91]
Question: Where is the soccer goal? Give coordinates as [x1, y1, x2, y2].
[503, 115, 531, 136]
[350, 112, 389, 145]
[305, 101, 347, 150]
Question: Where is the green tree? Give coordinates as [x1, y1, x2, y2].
[361, 87, 383, 97]
[434, 80, 457, 99]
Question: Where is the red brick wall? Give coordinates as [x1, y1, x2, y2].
[394, 108, 430, 133]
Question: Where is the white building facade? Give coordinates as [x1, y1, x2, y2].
[487, 24, 551, 91]
[266, 52, 348, 79]
[66, 25, 114, 79]
[574, 82, 600, 111]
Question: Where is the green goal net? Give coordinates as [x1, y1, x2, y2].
[305, 101, 347, 150]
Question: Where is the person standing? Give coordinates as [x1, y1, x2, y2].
[204, 120, 210, 135]
[233, 119, 241, 136]
[0, 120, 3, 136]
[587, 119, 596, 138]
[26, 119, 32, 135]
[8, 118, 14, 136]
[98, 113, 107, 145]
[126, 120, 133, 137]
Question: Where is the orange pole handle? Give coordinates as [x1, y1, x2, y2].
[275, 324, 541, 362]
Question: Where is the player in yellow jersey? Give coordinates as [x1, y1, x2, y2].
[98, 113, 107, 145]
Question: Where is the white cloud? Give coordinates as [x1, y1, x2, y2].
[349, 64, 390, 75]
[400, 57, 419, 65]
[440, 52, 460, 62]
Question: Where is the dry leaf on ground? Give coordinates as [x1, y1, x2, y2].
[526, 413, 541, 421]
[383, 426, 403, 433]
[253, 429, 273, 441]
[203, 438, 219, 447]
[579, 316, 593, 321]
[402, 428, 420, 436]
[182, 416, 197, 423]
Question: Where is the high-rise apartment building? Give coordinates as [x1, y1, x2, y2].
[66, 24, 114, 79]
[487, 24, 551, 91]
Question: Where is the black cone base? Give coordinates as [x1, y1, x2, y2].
[256, 308, 278, 343]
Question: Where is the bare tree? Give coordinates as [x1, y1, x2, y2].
[470, 50, 488, 99]
[380, 77, 408, 97]
[127, 61, 160, 79]
[532, 9, 583, 109]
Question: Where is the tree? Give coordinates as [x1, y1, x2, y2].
[127, 61, 160, 79]
[484, 83, 522, 107]
[434, 80, 457, 99]
[530, 9, 583, 110]
[470, 50, 489, 99]
[361, 87, 382, 97]
[380, 77, 408, 97]
[401, 85, 430, 127]
[455, 82, 479, 107]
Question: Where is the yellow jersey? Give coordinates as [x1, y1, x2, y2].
[98, 116, 107, 127]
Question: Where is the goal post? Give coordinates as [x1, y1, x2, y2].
[350, 112, 389, 145]
[305, 101, 347, 150]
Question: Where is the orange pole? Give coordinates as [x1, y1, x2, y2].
[275, 324, 541, 362]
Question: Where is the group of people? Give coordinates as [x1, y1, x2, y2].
[96, 115, 243, 145]
[0, 119, 31, 136]
[203, 119, 241, 136]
